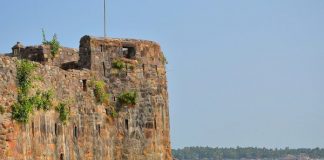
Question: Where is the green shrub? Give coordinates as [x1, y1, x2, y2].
[92, 80, 109, 104]
[12, 98, 34, 123]
[49, 34, 60, 58]
[0, 105, 5, 114]
[29, 92, 41, 109]
[117, 91, 137, 105]
[106, 107, 118, 118]
[13, 60, 56, 123]
[112, 59, 125, 70]
[128, 65, 135, 70]
[31, 90, 53, 110]
[111, 110, 118, 118]
[56, 103, 69, 124]
[42, 29, 60, 58]
[16, 60, 36, 95]
[12, 60, 37, 123]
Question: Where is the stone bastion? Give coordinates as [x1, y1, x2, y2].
[0, 35, 171, 160]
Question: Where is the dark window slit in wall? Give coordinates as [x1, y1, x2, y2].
[102, 62, 106, 76]
[125, 119, 129, 130]
[113, 96, 116, 101]
[82, 79, 87, 91]
[97, 124, 101, 136]
[142, 64, 145, 73]
[74, 126, 78, 139]
[100, 45, 103, 52]
[32, 122, 35, 137]
[155, 65, 158, 74]
[125, 65, 128, 76]
[154, 118, 157, 130]
[60, 153, 64, 160]
[55, 123, 58, 136]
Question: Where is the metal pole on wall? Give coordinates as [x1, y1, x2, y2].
[104, 0, 107, 37]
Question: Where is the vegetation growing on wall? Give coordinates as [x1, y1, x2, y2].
[12, 60, 37, 123]
[31, 90, 53, 110]
[112, 59, 125, 70]
[117, 91, 137, 106]
[12, 90, 54, 123]
[110, 109, 118, 118]
[12, 97, 34, 123]
[106, 106, 118, 118]
[128, 65, 135, 70]
[91, 80, 109, 104]
[56, 102, 69, 124]
[42, 29, 60, 58]
[17, 60, 37, 95]
[11, 60, 63, 123]
[0, 105, 5, 114]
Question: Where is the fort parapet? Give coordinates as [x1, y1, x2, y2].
[0, 36, 171, 160]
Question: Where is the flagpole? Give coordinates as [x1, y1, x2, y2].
[104, 0, 107, 38]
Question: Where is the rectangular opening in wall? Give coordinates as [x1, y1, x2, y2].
[145, 122, 154, 129]
[74, 126, 78, 138]
[97, 124, 101, 136]
[125, 64, 128, 76]
[102, 62, 106, 76]
[105, 108, 109, 115]
[55, 123, 58, 136]
[122, 47, 136, 59]
[32, 122, 35, 137]
[60, 153, 64, 160]
[82, 79, 87, 91]
[154, 118, 157, 130]
[125, 119, 129, 130]
[100, 45, 104, 52]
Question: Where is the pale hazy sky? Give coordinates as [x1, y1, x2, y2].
[1, 0, 324, 149]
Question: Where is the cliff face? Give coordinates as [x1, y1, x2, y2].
[0, 36, 171, 160]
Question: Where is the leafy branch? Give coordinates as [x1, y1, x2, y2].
[42, 29, 60, 58]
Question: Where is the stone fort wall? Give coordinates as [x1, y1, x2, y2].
[0, 36, 171, 160]
[12, 43, 79, 69]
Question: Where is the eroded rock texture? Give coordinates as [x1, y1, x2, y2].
[0, 36, 171, 160]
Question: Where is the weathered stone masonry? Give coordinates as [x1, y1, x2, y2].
[0, 35, 171, 160]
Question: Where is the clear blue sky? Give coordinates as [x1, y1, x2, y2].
[1, 0, 324, 149]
